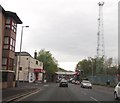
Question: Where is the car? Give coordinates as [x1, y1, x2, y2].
[114, 82, 120, 100]
[81, 80, 92, 89]
[56, 79, 60, 83]
[68, 78, 74, 83]
[71, 80, 75, 84]
[59, 79, 68, 87]
[75, 80, 80, 85]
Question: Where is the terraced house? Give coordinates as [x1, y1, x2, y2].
[0, 5, 22, 89]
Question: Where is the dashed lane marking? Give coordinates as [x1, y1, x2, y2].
[44, 85, 49, 87]
[90, 97, 98, 101]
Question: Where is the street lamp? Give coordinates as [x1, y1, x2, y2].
[17, 26, 29, 86]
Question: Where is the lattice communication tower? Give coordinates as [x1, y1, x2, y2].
[97, 1, 105, 58]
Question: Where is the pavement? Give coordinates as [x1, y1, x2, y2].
[1, 82, 43, 103]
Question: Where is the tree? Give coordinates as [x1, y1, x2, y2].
[76, 57, 106, 76]
[76, 59, 92, 76]
[76, 57, 118, 77]
[96, 57, 105, 75]
[37, 49, 58, 82]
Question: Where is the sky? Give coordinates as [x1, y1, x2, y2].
[1, 0, 118, 71]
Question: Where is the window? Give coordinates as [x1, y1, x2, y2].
[13, 40, 15, 47]
[19, 67, 22, 71]
[10, 38, 15, 51]
[10, 46, 12, 50]
[36, 61, 38, 65]
[2, 66, 7, 70]
[2, 58, 7, 65]
[5, 25, 10, 29]
[3, 45, 9, 49]
[4, 37, 9, 44]
[5, 18, 11, 29]
[3, 37, 9, 50]
[5, 18, 17, 33]
[10, 38, 13, 45]
[2, 72, 8, 82]
[11, 20, 17, 33]
[6, 18, 10, 24]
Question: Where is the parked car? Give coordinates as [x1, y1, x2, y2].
[71, 80, 76, 84]
[114, 82, 120, 100]
[56, 79, 60, 83]
[68, 78, 74, 83]
[81, 80, 92, 89]
[59, 79, 68, 87]
[75, 80, 80, 85]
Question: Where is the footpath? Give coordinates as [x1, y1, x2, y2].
[1, 82, 42, 103]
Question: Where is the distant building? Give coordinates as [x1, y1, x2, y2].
[15, 52, 44, 83]
[0, 5, 22, 89]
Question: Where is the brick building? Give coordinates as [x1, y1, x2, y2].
[0, 5, 22, 89]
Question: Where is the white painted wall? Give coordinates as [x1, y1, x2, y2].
[16, 54, 43, 82]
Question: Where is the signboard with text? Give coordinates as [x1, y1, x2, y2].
[34, 69, 45, 73]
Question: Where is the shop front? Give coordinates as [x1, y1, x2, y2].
[29, 68, 45, 83]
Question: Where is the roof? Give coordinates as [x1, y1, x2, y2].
[0, 5, 22, 24]
[5, 11, 22, 24]
[0, 5, 5, 14]
[15, 52, 32, 57]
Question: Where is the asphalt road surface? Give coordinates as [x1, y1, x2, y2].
[17, 83, 119, 102]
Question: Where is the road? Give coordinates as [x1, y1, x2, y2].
[16, 83, 118, 102]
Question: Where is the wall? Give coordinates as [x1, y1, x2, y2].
[16, 55, 43, 82]
[0, 6, 2, 70]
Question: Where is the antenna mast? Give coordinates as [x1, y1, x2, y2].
[96, 1, 105, 74]
[97, 1, 105, 58]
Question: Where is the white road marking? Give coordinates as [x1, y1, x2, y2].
[44, 85, 49, 87]
[16, 89, 41, 101]
[90, 97, 98, 101]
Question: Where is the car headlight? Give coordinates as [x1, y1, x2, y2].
[89, 84, 92, 86]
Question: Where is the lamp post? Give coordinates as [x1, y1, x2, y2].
[17, 26, 29, 86]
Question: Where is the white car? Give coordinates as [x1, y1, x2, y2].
[114, 82, 120, 100]
[75, 80, 80, 85]
[81, 80, 92, 89]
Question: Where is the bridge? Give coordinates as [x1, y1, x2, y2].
[55, 71, 76, 75]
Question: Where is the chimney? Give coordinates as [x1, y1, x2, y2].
[34, 50, 37, 59]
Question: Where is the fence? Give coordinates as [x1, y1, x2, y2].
[88, 75, 119, 86]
